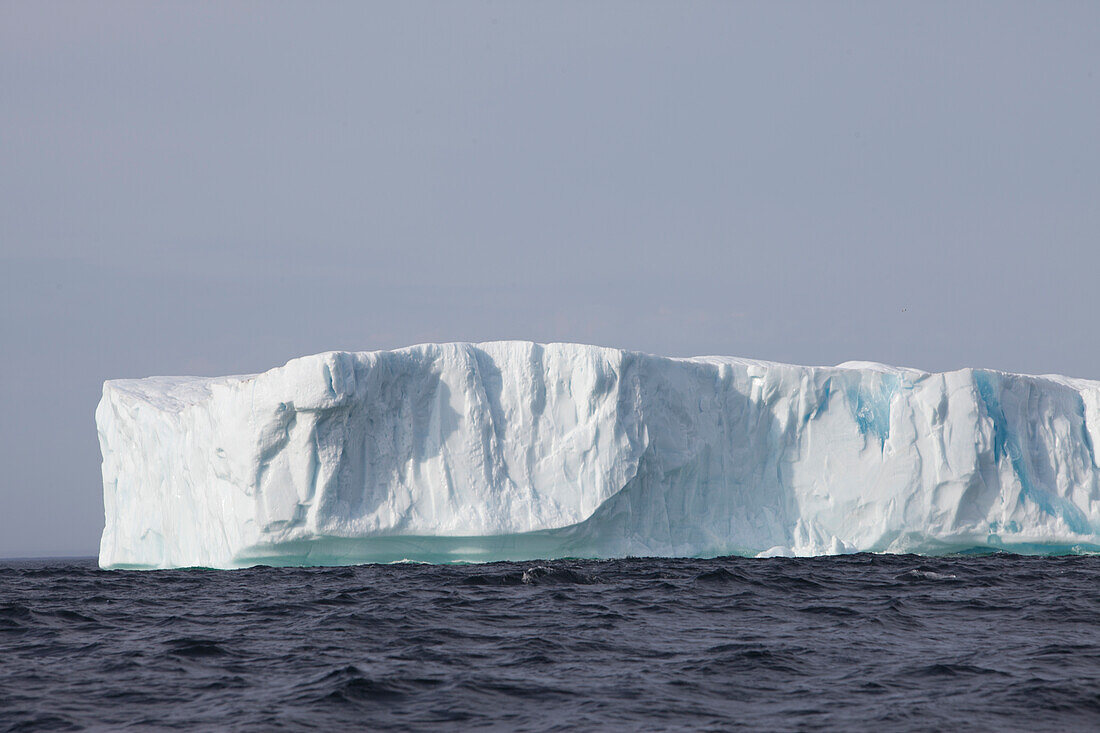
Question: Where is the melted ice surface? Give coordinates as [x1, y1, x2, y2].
[96, 342, 1100, 569]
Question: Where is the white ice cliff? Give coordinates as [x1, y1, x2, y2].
[96, 342, 1100, 569]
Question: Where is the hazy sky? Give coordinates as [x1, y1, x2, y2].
[2, 2, 1098, 557]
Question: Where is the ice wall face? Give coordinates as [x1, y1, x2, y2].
[96, 342, 1100, 569]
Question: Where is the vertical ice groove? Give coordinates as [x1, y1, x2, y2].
[973, 370, 1091, 535]
[97, 342, 1100, 568]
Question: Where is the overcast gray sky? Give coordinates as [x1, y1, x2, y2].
[1, 2, 1098, 557]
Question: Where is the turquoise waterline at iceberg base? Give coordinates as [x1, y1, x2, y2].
[96, 342, 1100, 569]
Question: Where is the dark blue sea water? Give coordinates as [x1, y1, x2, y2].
[2, 554, 1099, 731]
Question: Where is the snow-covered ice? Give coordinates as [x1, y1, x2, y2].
[96, 342, 1100, 569]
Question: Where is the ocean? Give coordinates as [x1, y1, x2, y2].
[2, 554, 1098, 731]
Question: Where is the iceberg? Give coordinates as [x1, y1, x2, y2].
[96, 342, 1100, 569]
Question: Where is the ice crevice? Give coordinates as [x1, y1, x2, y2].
[96, 341, 1100, 569]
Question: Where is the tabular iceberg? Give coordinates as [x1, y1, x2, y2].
[97, 342, 1100, 569]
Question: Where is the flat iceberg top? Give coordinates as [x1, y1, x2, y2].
[104, 342, 1100, 397]
[97, 341, 1100, 569]
[104, 374, 251, 410]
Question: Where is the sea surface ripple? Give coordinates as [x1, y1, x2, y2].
[1, 554, 1099, 731]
